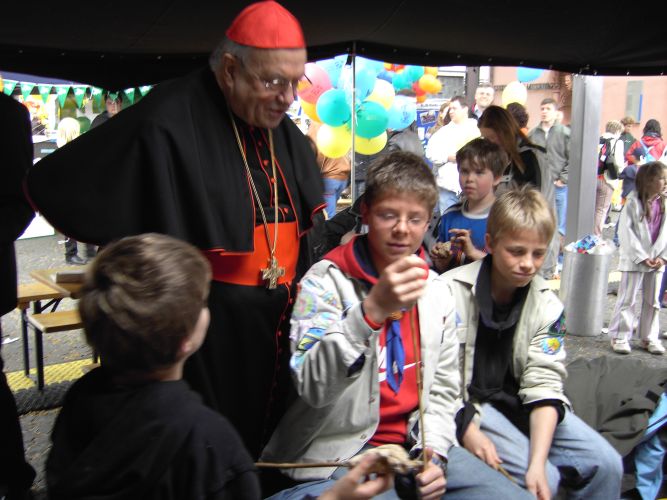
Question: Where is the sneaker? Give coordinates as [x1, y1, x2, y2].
[661, 331, 667, 339]
[611, 338, 631, 354]
[65, 255, 87, 265]
[642, 340, 665, 355]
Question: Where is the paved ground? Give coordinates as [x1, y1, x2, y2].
[3, 215, 667, 498]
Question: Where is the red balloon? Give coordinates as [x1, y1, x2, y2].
[297, 63, 332, 104]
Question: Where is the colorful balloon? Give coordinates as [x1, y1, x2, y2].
[424, 66, 438, 76]
[356, 56, 384, 76]
[517, 67, 543, 83]
[355, 132, 388, 155]
[356, 101, 389, 139]
[316, 89, 351, 127]
[387, 96, 417, 130]
[316, 124, 352, 158]
[501, 81, 528, 107]
[392, 72, 412, 91]
[297, 63, 332, 103]
[405, 65, 425, 82]
[355, 68, 377, 100]
[317, 55, 347, 89]
[301, 99, 321, 122]
[366, 79, 395, 110]
[418, 74, 442, 94]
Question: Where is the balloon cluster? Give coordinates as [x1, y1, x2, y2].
[298, 56, 442, 158]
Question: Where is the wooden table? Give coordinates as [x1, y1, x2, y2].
[30, 266, 86, 298]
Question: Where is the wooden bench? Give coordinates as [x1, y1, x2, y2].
[27, 310, 83, 390]
[16, 282, 66, 377]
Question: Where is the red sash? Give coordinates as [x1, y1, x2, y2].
[204, 222, 298, 286]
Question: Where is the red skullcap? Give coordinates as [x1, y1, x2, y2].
[226, 1, 305, 49]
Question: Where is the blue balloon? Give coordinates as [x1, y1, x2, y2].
[377, 70, 394, 83]
[316, 89, 351, 127]
[517, 67, 543, 83]
[317, 56, 346, 89]
[387, 96, 416, 131]
[405, 65, 425, 82]
[356, 56, 384, 76]
[392, 72, 412, 91]
[355, 68, 377, 100]
[356, 101, 389, 138]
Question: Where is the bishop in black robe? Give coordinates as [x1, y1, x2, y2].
[26, 67, 324, 458]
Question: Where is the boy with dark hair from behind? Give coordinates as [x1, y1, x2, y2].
[439, 188, 623, 499]
[47, 233, 391, 500]
[430, 138, 506, 273]
[46, 233, 262, 500]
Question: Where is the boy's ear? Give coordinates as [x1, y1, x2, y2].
[485, 233, 494, 254]
[492, 174, 503, 187]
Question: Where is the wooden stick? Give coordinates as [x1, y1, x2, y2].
[497, 465, 516, 484]
[410, 307, 427, 471]
[255, 461, 349, 469]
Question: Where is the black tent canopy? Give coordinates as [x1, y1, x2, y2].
[2, 1, 666, 89]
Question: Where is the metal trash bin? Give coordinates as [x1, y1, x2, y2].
[559, 249, 612, 337]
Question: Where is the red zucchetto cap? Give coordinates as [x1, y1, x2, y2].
[226, 1, 305, 49]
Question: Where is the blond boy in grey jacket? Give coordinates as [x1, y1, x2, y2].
[439, 188, 622, 500]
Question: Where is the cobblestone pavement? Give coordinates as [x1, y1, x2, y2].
[3, 214, 667, 498]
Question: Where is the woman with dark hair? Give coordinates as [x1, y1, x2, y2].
[626, 119, 666, 166]
[478, 105, 543, 196]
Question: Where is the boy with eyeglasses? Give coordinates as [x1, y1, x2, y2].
[261, 151, 531, 499]
[430, 138, 506, 273]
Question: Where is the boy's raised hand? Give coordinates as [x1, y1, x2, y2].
[449, 229, 485, 261]
[363, 255, 428, 324]
[430, 242, 453, 272]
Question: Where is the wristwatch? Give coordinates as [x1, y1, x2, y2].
[431, 455, 448, 476]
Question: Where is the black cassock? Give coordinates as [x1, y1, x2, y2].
[27, 68, 324, 458]
[48, 367, 260, 499]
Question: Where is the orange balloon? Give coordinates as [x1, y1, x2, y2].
[384, 62, 394, 70]
[416, 95, 427, 103]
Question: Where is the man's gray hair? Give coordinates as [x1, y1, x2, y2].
[209, 37, 252, 71]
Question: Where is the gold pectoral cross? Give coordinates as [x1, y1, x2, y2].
[262, 257, 285, 289]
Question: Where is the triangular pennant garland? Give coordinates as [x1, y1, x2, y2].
[73, 85, 87, 108]
[124, 87, 135, 105]
[20, 82, 36, 100]
[56, 85, 70, 107]
[91, 87, 104, 107]
[138, 85, 152, 97]
[38, 84, 53, 103]
[3, 79, 18, 96]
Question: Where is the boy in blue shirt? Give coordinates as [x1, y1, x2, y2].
[430, 138, 506, 272]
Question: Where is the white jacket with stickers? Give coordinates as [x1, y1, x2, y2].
[261, 258, 460, 480]
[438, 260, 570, 427]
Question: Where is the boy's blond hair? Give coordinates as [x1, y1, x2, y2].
[79, 233, 211, 372]
[56, 117, 80, 147]
[487, 187, 555, 243]
[364, 151, 438, 214]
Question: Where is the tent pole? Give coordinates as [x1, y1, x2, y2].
[566, 74, 603, 243]
[350, 48, 357, 203]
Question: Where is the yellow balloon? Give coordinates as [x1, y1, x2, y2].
[366, 79, 395, 110]
[501, 81, 528, 107]
[355, 132, 388, 155]
[301, 100, 321, 122]
[317, 124, 352, 158]
[0, 74, 3, 93]
[424, 66, 438, 77]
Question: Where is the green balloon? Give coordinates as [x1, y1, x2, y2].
[356, 101, 389, 139]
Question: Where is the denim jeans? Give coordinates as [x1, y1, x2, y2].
[555, 184, 568, 236]
[322, 178, 348, 219]
[478, 403, 623, 499]
[267, 446, 533, 500]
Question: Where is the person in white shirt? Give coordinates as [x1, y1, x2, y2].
[594, 120, 625, 236]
